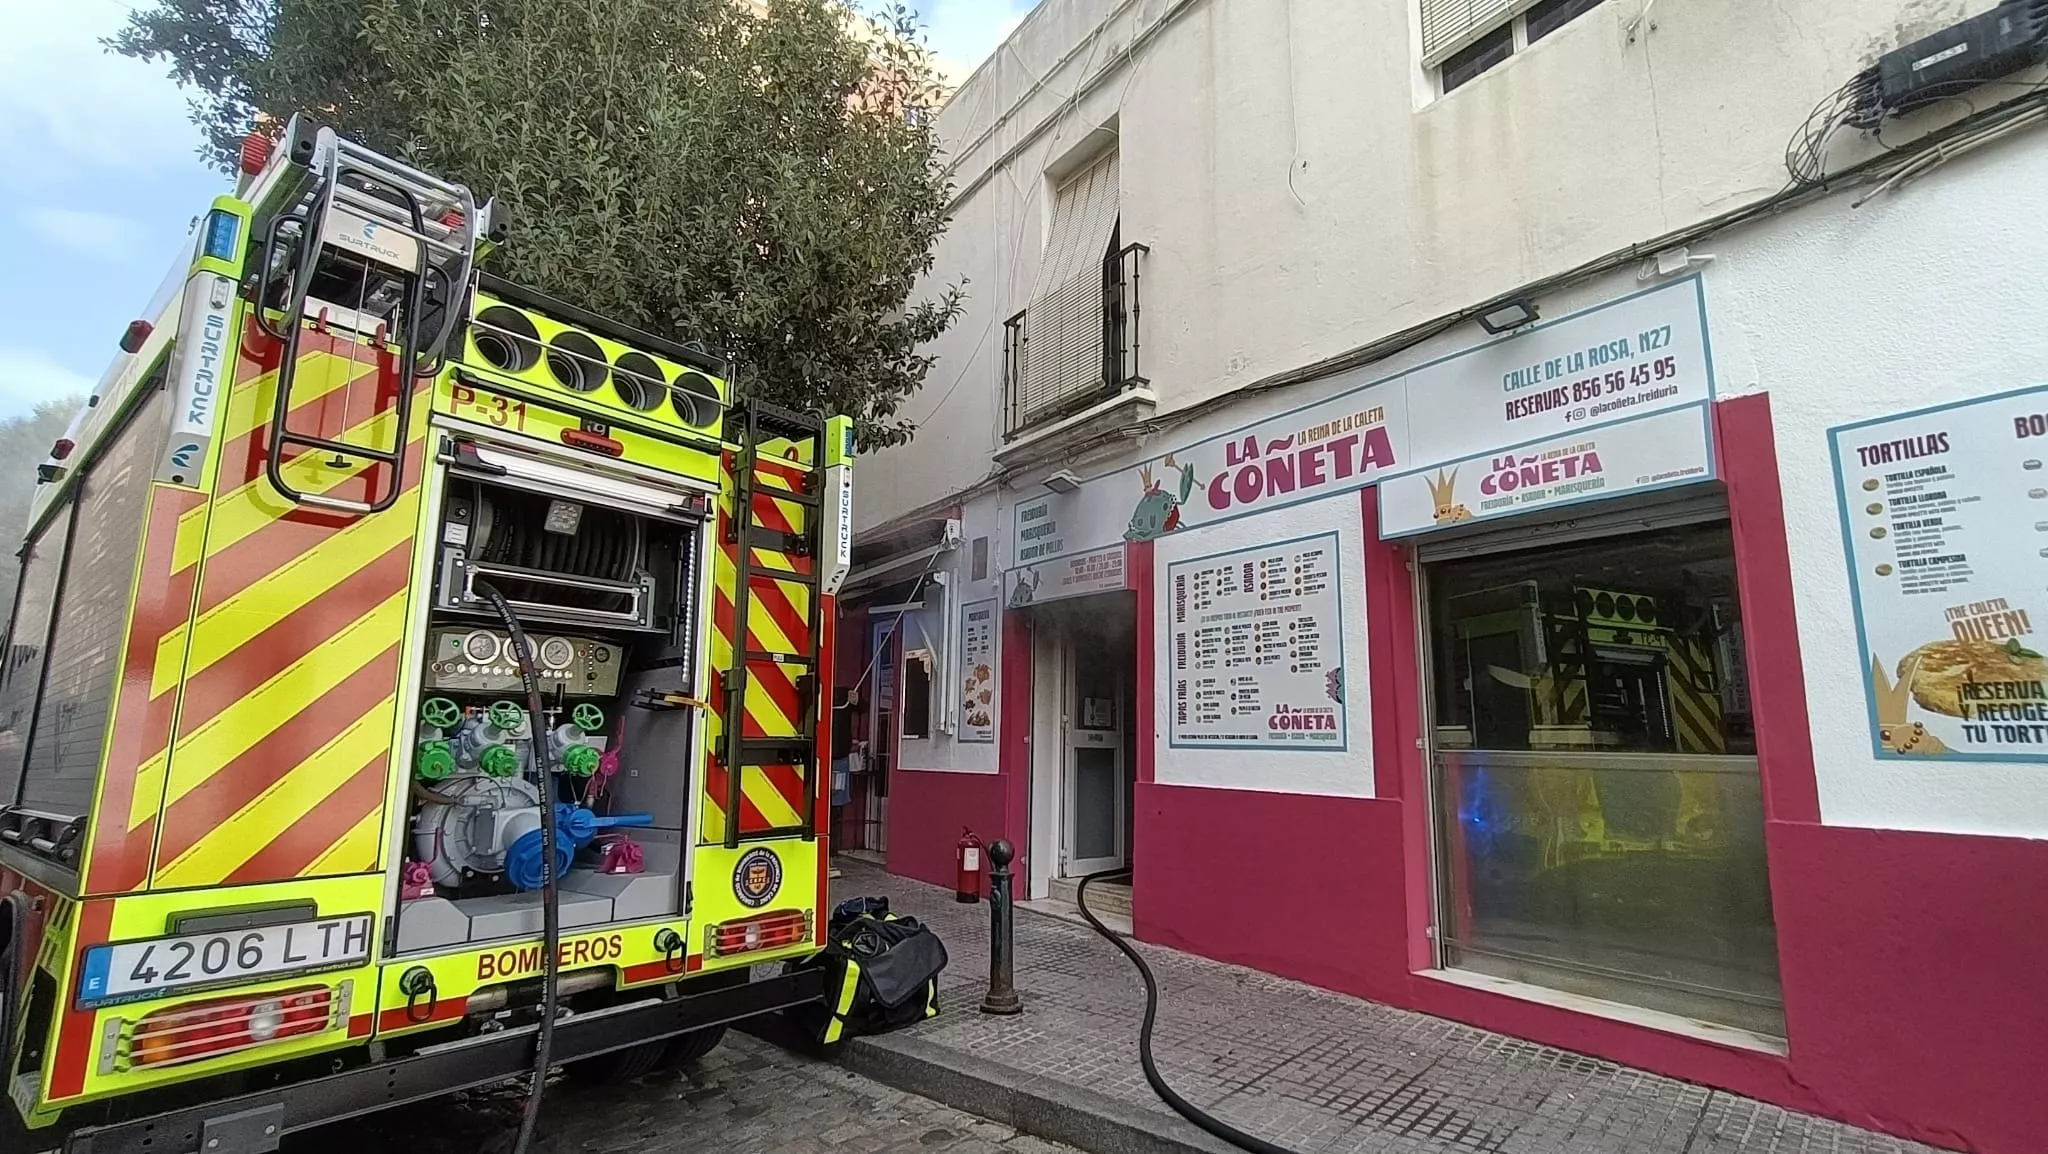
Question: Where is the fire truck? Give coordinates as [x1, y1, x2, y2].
[0, 117, 852, 1152]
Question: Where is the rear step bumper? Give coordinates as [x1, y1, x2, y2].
[59, 967, 826, 1154]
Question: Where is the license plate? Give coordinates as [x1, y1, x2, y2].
[77, 914, 373, 1008]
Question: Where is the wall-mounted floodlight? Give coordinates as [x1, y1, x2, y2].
[1044, 469, 1082, 494]
[1477, 297, 1540, 335]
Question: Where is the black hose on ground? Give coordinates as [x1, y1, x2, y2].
[1075, 870, 1307, 1154]
[476, 583, 562, 1154]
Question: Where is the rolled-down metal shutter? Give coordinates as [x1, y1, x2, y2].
[21, 387, 164, 821]
[0, 509, 72, 810]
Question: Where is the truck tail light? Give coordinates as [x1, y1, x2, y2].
[708, 910, 811, 957]
[114, 984, 344, 1072]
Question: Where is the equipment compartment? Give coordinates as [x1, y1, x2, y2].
[393, 468, 708, 952]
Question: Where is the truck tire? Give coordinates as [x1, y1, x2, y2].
[565, 1025, 724, 1082]
[664, 1024, 727, 1065]
[566, 1039, 669, 1083]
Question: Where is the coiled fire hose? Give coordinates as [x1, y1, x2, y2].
[1075, 871, 1306, 1154]
[475, 584, 562, 1154]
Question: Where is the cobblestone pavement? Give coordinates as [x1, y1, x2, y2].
[835, 860, 1950, 1154]
[283, 1031, 1079, 1154]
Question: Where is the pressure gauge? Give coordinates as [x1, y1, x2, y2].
[462, 630, 501, 665]
[538, 637, 576, 671]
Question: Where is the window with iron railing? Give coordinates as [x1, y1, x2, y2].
[1003, 229, 1149, 440]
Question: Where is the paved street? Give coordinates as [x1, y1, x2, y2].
[830, 860, 1949, 1154]
[283, 1031, 1077, 1154]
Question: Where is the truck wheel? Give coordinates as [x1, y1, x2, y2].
[664, 1025, 726, 1065]
[566, 1039, 669, 1083]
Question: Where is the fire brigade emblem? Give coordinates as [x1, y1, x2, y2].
[734, 848, 783, 908]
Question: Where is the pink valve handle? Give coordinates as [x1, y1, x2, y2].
[400, 860, 434, 899]
[589, 746, 618, 799]
[600, 836, 644, 875]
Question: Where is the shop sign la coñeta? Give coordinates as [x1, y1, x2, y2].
[1005, 274, 1720, 601]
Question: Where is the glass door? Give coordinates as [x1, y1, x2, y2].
[1062, 628, 1126, 878]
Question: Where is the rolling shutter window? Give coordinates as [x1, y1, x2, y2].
[1017, 151, 1120, 424]
[1420, 0, 1529, 67]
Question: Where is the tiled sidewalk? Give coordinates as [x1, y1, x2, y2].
[828, 859, 1943, 1154]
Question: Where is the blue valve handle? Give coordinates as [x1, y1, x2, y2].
[552, 804, 655, 848]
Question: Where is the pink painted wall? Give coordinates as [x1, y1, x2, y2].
[884, 769, 1007, 890]
[872, 393, 2048, 1153]
[1131, 396, 2048, 1153]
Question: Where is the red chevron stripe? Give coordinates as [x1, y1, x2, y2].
[749, 576, 813, 656]
[49, 900, 114, 1100]
[741, 660, 803, 739]
[177, 541, 413, 737]
[751, 548, 815, 577]
[754, 455, 808, 488]
[195, 436, 424, 615]
[761, 762, 809, 815]
[751, 491, 795, 535]
[222, 749, 389, 884]
[702, 759, 772, 833]
[218, 339, 402, 488]
[85, 487, 204, 895]
[153, 645, 400, 870]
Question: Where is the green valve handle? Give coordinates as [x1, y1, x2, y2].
[486, 700, 525, 733]
[479, 744, 521, 778]
[570, 703, 606, 734]
[420, 698, 462, 731]
[560, 744, 601, 777]
[414, 740, 455, 781]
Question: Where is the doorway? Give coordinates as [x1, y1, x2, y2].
[1026, 591, 1137, 898]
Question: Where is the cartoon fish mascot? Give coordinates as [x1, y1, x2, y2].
[1125, 454, 1199, 541]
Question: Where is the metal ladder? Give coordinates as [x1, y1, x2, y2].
[255, 127, 480, 515]
[721, 400, 829, 847]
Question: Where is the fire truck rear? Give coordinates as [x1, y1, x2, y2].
[0, 117, 851, 1153]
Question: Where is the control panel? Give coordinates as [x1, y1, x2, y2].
[424, 628, 622, 696]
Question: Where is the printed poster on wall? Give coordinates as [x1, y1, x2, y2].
[1006, 543, 1125, 608]
[957, 599, 997, 743]
[1006, 274, 1715, 582]
[1167, 532, 1347, 751]
[1831, 384, 2048, 762]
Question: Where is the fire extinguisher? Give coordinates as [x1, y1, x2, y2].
[956, 828, 985, 903]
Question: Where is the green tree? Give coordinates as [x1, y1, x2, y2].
[0, 400, 84, 612]
[112, 0, 962, 446]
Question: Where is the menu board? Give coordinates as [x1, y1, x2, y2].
[1831, 385, 2048, 762]
[957, 599, 997, 743]
[1167, 533, 1346, 750]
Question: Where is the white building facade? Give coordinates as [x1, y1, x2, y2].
[834, 4, 2048, 1150]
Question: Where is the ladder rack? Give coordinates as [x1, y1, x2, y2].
[254, 123, 484, 515]
[721, 400, 829, 847]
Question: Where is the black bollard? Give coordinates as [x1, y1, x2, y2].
[979, 838, 1021, 1015]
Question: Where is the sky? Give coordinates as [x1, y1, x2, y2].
[0, 0, 1040, 422]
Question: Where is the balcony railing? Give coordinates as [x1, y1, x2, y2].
[1003, 242, 1149, 441]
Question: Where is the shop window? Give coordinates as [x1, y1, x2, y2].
[1423, 519, 1783, 1037]
[971, 536, 989, 582]
[901, 649, 934, 740]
